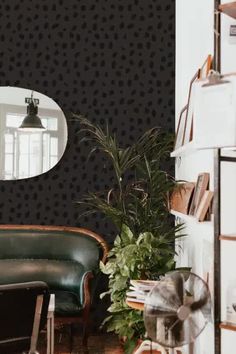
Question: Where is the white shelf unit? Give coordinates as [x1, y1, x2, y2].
[172, 150, 215, 354]
[176, 1, 236, 354]
[175, 1, 215, 354]
[170, 209, 213, 224]
[170, 142, 197, 158]
[171, 145, 236, 158]
[218, 1, 236, 353]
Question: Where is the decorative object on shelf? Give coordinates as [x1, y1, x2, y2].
[174, 105, 188, 150]
[199, 55, 213, 79]
[195, 191, 214, 222]
[194, 72, 236, 149]
[226, 280, 236, 324]
[76, 115, 184, 353]
[183, 70, 200, 145]
[189, 173, 210, 216]
[170, 182, 195, 215]
[19, 91, 46, 131]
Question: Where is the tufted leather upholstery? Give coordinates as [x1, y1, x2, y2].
[0, 226, 108, 318]
[0, 230, 101, 269]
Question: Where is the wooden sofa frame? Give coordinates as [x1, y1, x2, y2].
[0, 224, 109, 348]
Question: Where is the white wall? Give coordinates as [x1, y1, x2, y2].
[176, 1, 215, 353]
[176, 0, 214, 116]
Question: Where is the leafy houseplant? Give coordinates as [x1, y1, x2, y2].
[76, 115, 183, 353]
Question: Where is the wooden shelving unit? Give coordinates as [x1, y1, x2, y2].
[219, 2, 236, 19]
[220, 322, 236, 332]
[219, 235, 236, 241]
[174, 1, 235, 352]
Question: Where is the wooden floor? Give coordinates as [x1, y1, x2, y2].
[38, 327, 124, 354]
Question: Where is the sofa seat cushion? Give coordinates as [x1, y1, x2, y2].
[0, 259, 85, 302]
[52, 290, 83, 316]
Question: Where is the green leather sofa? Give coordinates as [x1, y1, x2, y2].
[0, 225, 108, 346]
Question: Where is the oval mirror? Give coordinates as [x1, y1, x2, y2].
[0, 86, 68, 180]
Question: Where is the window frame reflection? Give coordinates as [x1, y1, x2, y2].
[0, 103, 66, 180]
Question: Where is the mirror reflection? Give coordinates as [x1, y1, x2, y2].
[0, 87, 68, 180]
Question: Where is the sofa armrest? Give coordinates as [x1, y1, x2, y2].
[80, 271, 94, 307]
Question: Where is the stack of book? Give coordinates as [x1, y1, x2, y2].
[126, 279, 158, 304]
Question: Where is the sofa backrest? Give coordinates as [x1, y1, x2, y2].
[0, 225, 108, 272]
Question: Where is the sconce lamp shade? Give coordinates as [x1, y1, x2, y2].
[19, 102, 45, 130]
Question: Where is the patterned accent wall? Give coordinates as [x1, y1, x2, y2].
[0, 0, 175, 327]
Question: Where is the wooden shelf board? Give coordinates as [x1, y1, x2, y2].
[170, 209, 212, 224]
[219, 2, 236, 19]
[220, 322, 236, 331]
[219, 235, 236, 241]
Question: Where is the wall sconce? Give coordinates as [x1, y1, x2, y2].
[19, 91, 46, 131]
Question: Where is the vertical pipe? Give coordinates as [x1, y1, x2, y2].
[214, 148, 221, 354]
[214, 0, 221, 353]
[214, 0, 221, 72]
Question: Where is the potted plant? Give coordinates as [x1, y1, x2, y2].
[76, 115, 183, 353]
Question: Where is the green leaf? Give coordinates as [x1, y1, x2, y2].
[75, 115, 186, 346]
[137, 232, 154, 245]
[124, 338, 138, 354]
[99, 260, 116, 275]
[112, 275, 128, 292]
[114, 235, 121, 246]
[120, 224, 134, 243]
[99, 261, 107, 273]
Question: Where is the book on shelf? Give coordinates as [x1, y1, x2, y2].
[195, 190, 214, 222]
[126, 279, 158, 304]
[189, 173, 210, 216]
